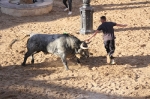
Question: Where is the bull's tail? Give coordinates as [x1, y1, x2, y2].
[9, 34, 30, 49]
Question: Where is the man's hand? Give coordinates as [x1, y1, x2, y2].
[84, 30, 99, 42]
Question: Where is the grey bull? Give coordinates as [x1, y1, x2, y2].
[10, 34, 89, 70]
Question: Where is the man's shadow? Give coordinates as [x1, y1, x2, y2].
[80, 55, 150, 68]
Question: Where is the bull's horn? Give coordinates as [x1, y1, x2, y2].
[80, 43, 88, 49]
[86, 41, 91, 44]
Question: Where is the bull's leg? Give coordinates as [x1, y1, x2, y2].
[76, 58, 80, 64]
[22, 51, 33, 66]
[60, 54, 69, 70]
[74, 56, 80, 64]
[74, 54, 81, 64]
[31, 54, 34, 64]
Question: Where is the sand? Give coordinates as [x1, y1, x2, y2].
[0, 0, 150, 99]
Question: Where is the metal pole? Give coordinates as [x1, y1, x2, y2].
[80, 0, 94, 34]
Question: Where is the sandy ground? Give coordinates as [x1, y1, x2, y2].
[0, 0, 150, 99]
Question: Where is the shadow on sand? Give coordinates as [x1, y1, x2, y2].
[0, 62, 150, 99]
[79, 55, 150, 69]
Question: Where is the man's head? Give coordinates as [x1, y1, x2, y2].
[100, 16, 106, 23]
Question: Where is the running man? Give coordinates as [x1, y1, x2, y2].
[63, 0, 72, 15]
[85, 16, 127, 64]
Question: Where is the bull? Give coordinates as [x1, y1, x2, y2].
[9, 33, 89, 70]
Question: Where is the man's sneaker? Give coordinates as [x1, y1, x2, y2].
[110, 59, 116, 65]
[68, 11, 72, 15]
[64, 8, 69, 11]
[106, 54, 111, 64]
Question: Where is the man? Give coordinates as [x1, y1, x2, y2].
[63, 0, 72, 15]
[86, 16, 127, 64]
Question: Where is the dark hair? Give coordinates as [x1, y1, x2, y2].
[101, 16, 106, 20]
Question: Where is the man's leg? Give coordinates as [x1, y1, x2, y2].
[109, 39, 116, 64]
[68, 0, 72, 11]
[63, 0, 68, 8]
[104, 40, 111, 63]
[68, 0, 72, 15]
[104, 40, 110, 54]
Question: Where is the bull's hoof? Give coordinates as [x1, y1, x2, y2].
[31, 60, 34, 64]
[77, 61, 81, 64]
[77, 59, 81, 64]
[21, 63, 26, 66]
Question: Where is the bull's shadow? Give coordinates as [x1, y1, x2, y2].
[6, 54, 150, 70]
[1, 63, 150, 99]
[80, 55, 150, 68]
[80, 56, 107, 67]
[18, 54, 150, 69]
[1, 56, 150, 99]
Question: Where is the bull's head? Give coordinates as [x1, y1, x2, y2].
[78, 42, 89, 58]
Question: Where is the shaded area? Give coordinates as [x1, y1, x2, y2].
[80, 55, 150, 68]
[0, 63, 149, 99]
[116, 55, 150, 68]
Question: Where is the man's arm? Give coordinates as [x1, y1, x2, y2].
[116, 24, 127, 27]
[85, 30, 99, 42]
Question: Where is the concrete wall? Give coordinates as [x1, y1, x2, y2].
[0, 0, 53, 17]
